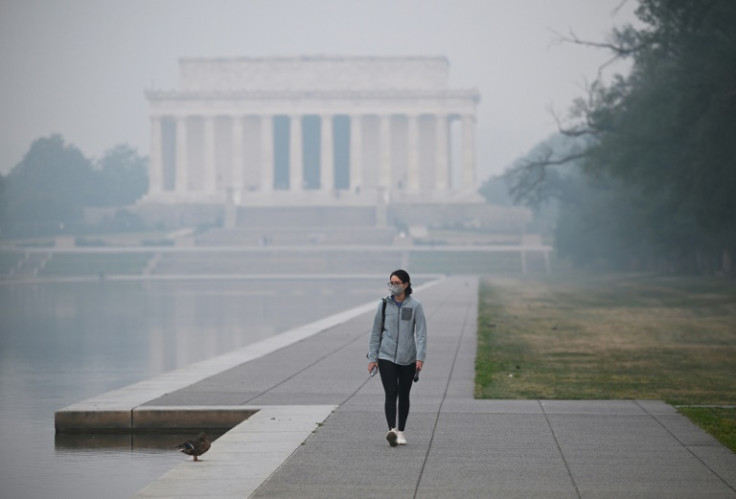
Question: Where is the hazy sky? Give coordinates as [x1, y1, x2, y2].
[0, 0, 639, 181]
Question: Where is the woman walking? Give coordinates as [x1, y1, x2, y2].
[367, 269, 427, 447]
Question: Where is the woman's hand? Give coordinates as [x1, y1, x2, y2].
[368, 362, 378, 375]
[416, 360, 423, 372]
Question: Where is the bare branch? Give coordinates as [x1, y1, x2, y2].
[506, 147, 589, 206]
[530, 151, 588, 167]
[561, 28, 639, 57]
[548, 105, 599, 139]
[550, 24, 649, 70]
[611, 0, 631, 17]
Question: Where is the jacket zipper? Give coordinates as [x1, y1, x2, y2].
[393, 299, 403, 362]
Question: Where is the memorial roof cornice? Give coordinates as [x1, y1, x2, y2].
[145, 89, 481, 102]
[178, 55, 451, 64]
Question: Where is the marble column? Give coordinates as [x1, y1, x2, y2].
[435, 114, 450, 190]
[290, 114, 303, 191]
[203, 116, 216, 193]
[260, 115, 273, 192]
[175, 116, 188, 193]
[378, 115, 391, 189]
[462, 114, 477, 189]
[231, 115, 244, 194]
[407, 114, 420, 192]
[320, 114, 334, 191]
[349, 114, 362, 191]
[149, 117, 163, 195]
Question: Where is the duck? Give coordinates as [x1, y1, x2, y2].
[175, 432, 211, 461]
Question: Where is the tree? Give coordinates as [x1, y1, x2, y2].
[4, 134, 95, 235]
[507, 0, 736, 275]
[478, 175, 512, 206]
[0, 137, 151, 237]
[91, 144, 148, 206]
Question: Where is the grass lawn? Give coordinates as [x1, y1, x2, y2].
[475, 271, 736, 451]
[677, 407, 736, 452]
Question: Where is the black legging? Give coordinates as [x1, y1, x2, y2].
[378, 359, 416, 431]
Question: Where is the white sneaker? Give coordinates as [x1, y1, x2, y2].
[396, 431, 407, 445]
[386, 428, 398, 447]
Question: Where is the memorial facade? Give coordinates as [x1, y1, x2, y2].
[145, 56, 480, 206]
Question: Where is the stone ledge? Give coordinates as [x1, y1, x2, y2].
[133, 406, 259, 430]
[134, 405, 337, 498]
[55, 407, 132, 432]
[55, 405, 260, 432]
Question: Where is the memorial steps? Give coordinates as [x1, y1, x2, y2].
[149, 246, 403, 276]
[0, 205, 550, 279]
[196, 227, 396, 247]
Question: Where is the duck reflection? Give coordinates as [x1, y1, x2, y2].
[54, 429, 227, 452]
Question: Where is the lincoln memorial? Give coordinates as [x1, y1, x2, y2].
[144, 56, 481, 207]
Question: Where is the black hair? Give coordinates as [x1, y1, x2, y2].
[390, 269, 413, 295]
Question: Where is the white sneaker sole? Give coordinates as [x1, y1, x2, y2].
[386, 430, 398, 447]
[396, 431, 407, 445]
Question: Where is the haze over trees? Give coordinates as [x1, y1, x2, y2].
[493, 0, 736, 276]
[0, 135, 148, 237]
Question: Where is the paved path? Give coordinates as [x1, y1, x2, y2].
[135, 276, 736, 498]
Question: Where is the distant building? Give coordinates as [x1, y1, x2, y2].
[144, 56, 481, 207]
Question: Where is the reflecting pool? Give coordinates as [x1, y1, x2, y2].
[0, 277, 388, 498]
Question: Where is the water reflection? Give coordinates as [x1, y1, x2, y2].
[54, 430, 229, 452]
[0, 277, 388, 499]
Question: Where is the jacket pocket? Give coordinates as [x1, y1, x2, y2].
[401, 307, 413, 320]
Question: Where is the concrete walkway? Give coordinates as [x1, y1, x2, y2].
[132, 276, 735, 498]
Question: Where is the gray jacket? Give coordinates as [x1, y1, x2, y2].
[367, 295, 427, 366]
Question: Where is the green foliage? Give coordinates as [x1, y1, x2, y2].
[478, 175, 512, 206]
[90, 144, 148, 207]
[585, 0, 736, 228]
[0, 135, 148, 237]
[677, 407, 736, 453]
[506, 0, 736, 275]
[3, 135, 94, 235]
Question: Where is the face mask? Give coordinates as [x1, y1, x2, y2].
[388, 283, 405, 295]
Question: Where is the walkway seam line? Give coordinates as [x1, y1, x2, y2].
[243, 278, 446, 406]
[241, 326, 366, 405]
[635, 400, 736, 494]
[413, 286, 471, 499]
[539, 401, 582, 499]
